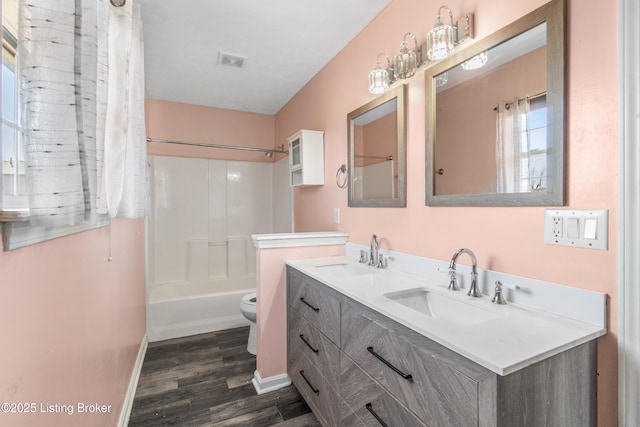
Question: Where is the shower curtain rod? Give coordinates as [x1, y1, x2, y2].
[354, 154, 394, 161]
[146, 137, 289, 155]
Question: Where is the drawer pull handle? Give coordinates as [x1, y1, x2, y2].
[300, 297, 320, 312]
[299, 334, 319, 353]
[367, 346, 413, 381]
[299, 370, 320, 394]
[366, 403, 390, 427]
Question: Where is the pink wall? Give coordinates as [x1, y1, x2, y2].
[0, 218, 145, 427]
[146, 99, 276, 162]
[276, 0, 618, 425]
[255, 245, 345, 379]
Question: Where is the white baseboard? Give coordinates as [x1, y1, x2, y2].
[118, 334, 148, 427]
[251, 370, 291, 395]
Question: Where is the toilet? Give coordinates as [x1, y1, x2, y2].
[240, 292, 257, 355]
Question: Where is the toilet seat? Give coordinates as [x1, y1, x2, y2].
[241, 292, 257, 306]
[240, 292, 257, 355]
[240, 293, 257, 318]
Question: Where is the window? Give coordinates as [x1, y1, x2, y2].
[519, 95, 548, 192]
[1, 1, 145, 250]
[2, 0, 27, 210]
[1, 1, 108, 250]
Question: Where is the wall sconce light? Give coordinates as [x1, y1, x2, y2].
[394, 33, 419, 79]
[426, 6, 474, 61]
[369, 53, 392, 94]
[461, 51, 488, 70]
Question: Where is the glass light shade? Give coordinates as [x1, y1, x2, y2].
[461, 51, 488, 70]
[435, 72, 449, 87]
[368, 63, 389, 94]
[394, 34, 418, 79]
[427, 22, 455, 61]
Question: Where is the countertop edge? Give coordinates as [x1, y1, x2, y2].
[286, 257, 606, 377]
[252, 232, 349, 248]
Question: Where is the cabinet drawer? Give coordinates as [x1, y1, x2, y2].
[341, 353, 427, 427]
[289, 353, 340, 426]
[288, 308, 341, 391]
[288, 267, 341, 345]
[342, 302, 479, 427]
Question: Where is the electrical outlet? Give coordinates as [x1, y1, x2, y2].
[544, 209, 608, 250]
[552, 216, 562, 238]
[333, 208, 340, 224]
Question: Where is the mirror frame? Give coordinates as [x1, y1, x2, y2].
[348, 84, 407, 207]
[425, 0, 565, 206]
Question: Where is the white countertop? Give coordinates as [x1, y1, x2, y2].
[286, 256, 606, 376]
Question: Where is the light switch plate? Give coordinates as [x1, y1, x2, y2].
[544, 209, 608, 250]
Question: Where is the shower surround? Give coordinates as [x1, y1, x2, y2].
[147, 155, 290, 341]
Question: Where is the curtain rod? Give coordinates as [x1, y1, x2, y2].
[493, 91, 546, 112]
[146, 137, 289, 155]
[354, 154, 394, 161]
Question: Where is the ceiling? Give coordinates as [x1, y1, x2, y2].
[139, 0, 392, 115]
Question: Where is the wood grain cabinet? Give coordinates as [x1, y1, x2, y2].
[286, 265, 598, 427]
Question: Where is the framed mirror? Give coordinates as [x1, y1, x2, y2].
[348, 84, 406, 207]
[426, 0, 565, 206]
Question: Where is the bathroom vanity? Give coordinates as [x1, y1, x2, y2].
[286, 257, 603, 427]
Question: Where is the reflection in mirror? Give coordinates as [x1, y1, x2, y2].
[348, 84, 406, 207]
[426, 0, 565, 206]
[435, 23, 547, 196]
[353, 99, 397, 199]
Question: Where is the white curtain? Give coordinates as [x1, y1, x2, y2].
[18, 0, 146, 226]
[495, 97, 530, 193]
[105, 2, 147, 218]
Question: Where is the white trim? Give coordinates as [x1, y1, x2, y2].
[251, 231, 348, 249]
[2, 215, 110, 251]
[618, 0, 640, 423]
[148, 314, 249, 343]
[251, 370, 291, 395]
[118, 334, 148, 427]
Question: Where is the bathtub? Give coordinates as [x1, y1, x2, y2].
[147, 284, 254, 342]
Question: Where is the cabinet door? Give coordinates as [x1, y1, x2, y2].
[288, 267, 341, 345]
[289, 137, 301, 169]
[341, 353, 428, 427]
[288, 308, 341, 391]
[342, 301, 479, 427]
[289, 353, 340, 426]
[287, 130, 324, 186]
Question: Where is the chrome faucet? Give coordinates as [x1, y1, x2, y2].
[368, 234, 380, 267]
[448, 248, 481, 297]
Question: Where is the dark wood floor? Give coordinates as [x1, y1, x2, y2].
[128, 326, 321, 427]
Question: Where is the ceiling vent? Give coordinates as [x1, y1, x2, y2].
[217, 51, 248, 70]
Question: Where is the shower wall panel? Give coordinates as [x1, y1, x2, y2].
[149, 156, 275, 299]
[151, 156, 209, 286]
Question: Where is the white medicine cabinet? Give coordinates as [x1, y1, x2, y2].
[288, 130, 324, 186]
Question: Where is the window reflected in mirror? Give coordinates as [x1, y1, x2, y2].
[426, 0, 565, 206]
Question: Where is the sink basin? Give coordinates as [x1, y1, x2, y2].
[384, 288, 504, 327]
[315, 262, 372, 276]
